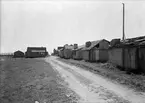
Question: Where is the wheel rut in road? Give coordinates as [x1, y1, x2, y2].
[47, 57, 140, 103]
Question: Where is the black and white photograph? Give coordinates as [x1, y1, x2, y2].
[0, 0, 145, 103]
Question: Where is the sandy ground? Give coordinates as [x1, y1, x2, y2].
[46, 56, 145, 103]
[0, 57, 79, 103]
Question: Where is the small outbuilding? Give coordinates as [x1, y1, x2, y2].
[63, 44, 75, 59]
[82, 39, 110, 62]
[13, 50, 25, 58]
[64, 49, 73, 59]
[58, 48, 64, 58]
[72, 45, 85, 60]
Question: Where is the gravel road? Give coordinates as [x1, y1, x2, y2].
[46, 56, 145, 103]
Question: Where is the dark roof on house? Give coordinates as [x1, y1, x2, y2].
[14, 50, 24, 53]
[82, 39, 109, 50]
[27, 47, 46, 50]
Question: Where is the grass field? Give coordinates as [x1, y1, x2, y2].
[0, 57, 79, 103]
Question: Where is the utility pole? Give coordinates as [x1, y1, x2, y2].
[122, 3, 125, 41]
[122, 3, 125, 68]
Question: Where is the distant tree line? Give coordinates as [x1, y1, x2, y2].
[0, 53, 14, 57]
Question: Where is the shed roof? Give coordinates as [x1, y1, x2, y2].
[139, 41, 145, 45]
[82, 39, 109, 50]
[58, 46, 64, 50]
[59, 48, 64, 51]
[111, 36, 145, 48]
[125, 36, 145, 42]
[73, 44, 85, 51]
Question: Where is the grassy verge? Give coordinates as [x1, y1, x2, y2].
[57, 58, 145, 92]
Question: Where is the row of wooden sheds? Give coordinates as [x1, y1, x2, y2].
[58, 44, 77, 59]
[81, 39, 109, 62]
[109, 38, 145, 73]
[58, 39, 110, 62]
[57, 36, 145, 73]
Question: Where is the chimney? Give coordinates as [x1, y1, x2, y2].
[74, 44, 78, 49]
[85, 41, 91, 47]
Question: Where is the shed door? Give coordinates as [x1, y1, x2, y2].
[124, 48, 137, 70]
[139, 48, 145, 72]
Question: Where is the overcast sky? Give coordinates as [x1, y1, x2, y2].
[1, 0, 145, 53]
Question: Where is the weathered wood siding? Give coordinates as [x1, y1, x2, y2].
[108, 48, 123, 67]
[90, 49, 98, 62]
[99, 40, 109, 49]
[64, 49, 73, 59]
[99, 50, 108, 62]
[139, 47, 145, 72]
[124, 48, 138, 71]
[89, 49, 108, 62]
[59, 50, 64, 58]
[72, 50, 76, 59]
[76, 50, 83, 60]
[82, 50, 89, 61]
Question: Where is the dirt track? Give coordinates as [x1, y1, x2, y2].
[47, 56, 145, 103]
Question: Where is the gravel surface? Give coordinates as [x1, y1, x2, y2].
[57, 57, 145, 92]
[48, 56, 145, 103]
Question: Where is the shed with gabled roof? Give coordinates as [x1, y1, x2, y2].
[13, 50, 24, 58]
[72, 45, 85, 60]
[58, 48, 64, 58]
[82, 39, 110, 62]
[63, 44, 74, 59]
